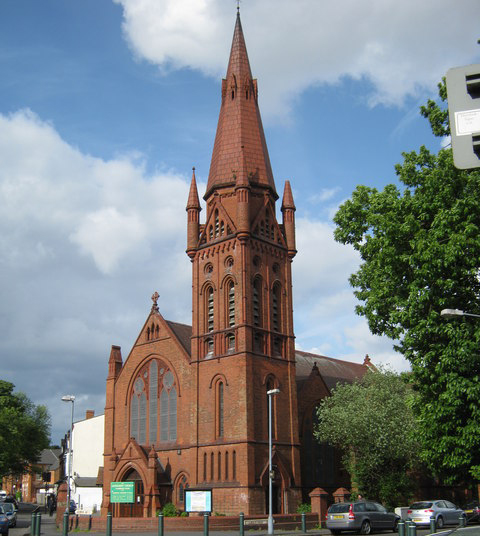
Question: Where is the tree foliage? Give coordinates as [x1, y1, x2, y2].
[0, 380, 51, 478]
[333, 80, 480, 483]
[315, 369, 420, 507]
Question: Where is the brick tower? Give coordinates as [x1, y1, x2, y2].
[186, 11, 301, 514]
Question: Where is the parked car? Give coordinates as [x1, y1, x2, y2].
[0, 505, 16, 528]
[407, 500, 465, 528]
[69, 500, 76, 514]
[0, 497, 17, 510]
[326, 500, 399, 534]
[0, 509, 8, 536]
[464, 501, 480, 523]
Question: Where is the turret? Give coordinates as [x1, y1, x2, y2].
[281, 180, 296, 257]
[186, 167, 201, 258]
[107, 345, 122, 379]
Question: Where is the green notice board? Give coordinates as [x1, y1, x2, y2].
[110, 482, 135, 503]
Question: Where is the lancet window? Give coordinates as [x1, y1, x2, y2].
[253, 277, 262, 327]
[272, 283, 281, 332]
[206, 286, 214, 332]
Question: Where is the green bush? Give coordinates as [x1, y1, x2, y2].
[296, 503, 311, 514]
[180, 511, 189, 517]
[162, 503, 178, 517]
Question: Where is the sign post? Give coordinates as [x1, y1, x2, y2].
[446, 63, 480, 169]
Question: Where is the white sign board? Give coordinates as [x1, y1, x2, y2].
[455, 109, 480, 136]
[185, 489, 212, 513]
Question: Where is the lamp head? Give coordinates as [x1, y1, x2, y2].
[440, 308, 464, 318]
[61, 395, 75, 402]
[267, 388, 280, 396]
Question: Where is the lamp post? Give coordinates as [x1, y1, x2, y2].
[441, 308, 480, 319]
[61, 395, 75, 528]
[267, 388, 280, 535]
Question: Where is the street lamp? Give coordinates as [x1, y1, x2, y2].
[267, 388, 280, 535]
[61, 395, 75, 527]
[441, 308, 480, 319]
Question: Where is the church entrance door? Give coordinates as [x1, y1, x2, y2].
[115, 470, 144, 517]
[264, 484, 282, 515]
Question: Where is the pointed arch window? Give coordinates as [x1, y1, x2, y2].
[227, 280, 235, 327]
[206, 286, 214, 333]
[130, 361, 177, 445]
[149, 361, 158, 444]
[272, 283, 281, 332]
[139, 393, 147, 444]
[178, 475, 188, 504]
[216, 380, 224, 439]
[253, 278, 262, 327]
[215, 210, 220, 237]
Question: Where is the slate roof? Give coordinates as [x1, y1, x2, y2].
[296, 350, 370, 391]
[37, 448, 61, 470]
[74, 476, 99, 487]
[166, 320, 192, 355]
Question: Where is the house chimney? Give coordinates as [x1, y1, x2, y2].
[85, 410, 95, 420]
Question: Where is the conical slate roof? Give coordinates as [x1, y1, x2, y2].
[205, 12, 277, 199]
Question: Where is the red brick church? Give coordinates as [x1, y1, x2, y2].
[101, 12, 371, 517]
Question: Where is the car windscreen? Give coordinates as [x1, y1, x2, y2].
[329, 504, 350, 513]
[410, 502, 433, 509]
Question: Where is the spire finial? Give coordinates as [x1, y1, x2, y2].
[151, 291, 159, 312]
[236, 0, 240, 12]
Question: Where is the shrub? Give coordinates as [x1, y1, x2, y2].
[162, 503, 177, 517]
[296, 503, 311, 514]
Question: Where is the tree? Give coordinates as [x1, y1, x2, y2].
[333, 80, 480, 484]
[315, 369, 420, 507]
[0, 380, 51, 478]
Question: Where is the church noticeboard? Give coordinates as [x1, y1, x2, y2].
[110, 482, 135, 503]
[185, 489, 212, 513]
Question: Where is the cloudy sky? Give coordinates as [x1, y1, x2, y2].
[1, 0, 479, 444]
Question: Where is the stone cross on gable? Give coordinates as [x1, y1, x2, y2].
[151, 291, 159, 312]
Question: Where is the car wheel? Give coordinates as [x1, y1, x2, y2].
[360, 520, 371, 535]
[392, 519, 399, 532]
[437, 516, 444, 529]
[330, 530, 341, 535]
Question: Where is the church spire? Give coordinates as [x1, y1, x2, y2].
[205, 11, 277, 200]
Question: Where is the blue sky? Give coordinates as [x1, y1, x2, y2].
[1, 0, 480, 443]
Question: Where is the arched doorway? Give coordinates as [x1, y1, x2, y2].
[115, 469, 144, 517]
[261, 459, 284, 515]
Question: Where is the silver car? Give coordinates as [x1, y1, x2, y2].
[407, 500, 465, 528]
[326, 500, 399, 535]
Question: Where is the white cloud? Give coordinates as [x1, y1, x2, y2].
[0, 109, 193, 441]
[291, 215, 407, 372]
[114, 0, 480, 120]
